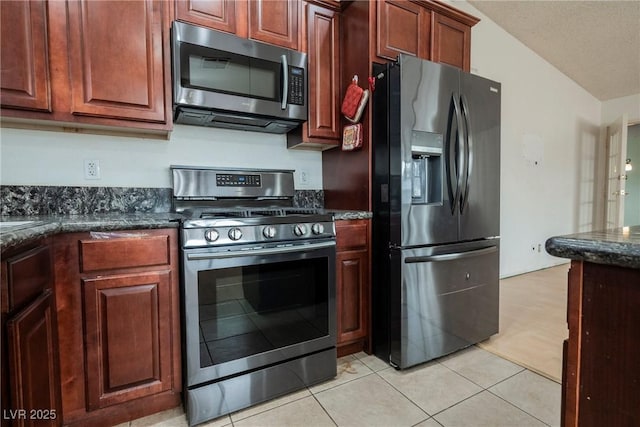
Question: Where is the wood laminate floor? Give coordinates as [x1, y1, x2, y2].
[478, 264, 570, 383]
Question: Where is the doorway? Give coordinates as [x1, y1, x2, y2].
[624, 124, 640, 226]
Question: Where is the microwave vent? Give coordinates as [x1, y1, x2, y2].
[210, 114, 271, 128]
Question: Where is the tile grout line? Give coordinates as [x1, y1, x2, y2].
[484, 388, 553, 427]
[309, 391, 339, 427]
[369, 364, 439, 423]
[436, 355, 527, 390]
[366, 351, 544, 425]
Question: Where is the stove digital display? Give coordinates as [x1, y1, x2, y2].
[216, 173, 261, 187]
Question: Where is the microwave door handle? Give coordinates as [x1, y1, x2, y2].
[281, 54, 288, 110]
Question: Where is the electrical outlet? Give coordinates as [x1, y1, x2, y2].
[84, 160, 101, 180]
[299, 169, 309, 185]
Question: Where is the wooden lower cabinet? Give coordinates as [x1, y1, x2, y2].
[563, 260, 640, 427]
[54, 228, 181, 426]
[6, 291, 60, 427]
[1, 240, 61, 427]
[335, 219, 370, 356]
[82, 271, 173, 410]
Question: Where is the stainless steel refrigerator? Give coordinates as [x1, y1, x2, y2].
[372, 54, 501, 369]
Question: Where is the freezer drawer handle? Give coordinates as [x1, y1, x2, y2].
[405, 245, 497, 263]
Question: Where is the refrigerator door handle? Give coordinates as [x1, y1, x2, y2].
[404, 245, 497, 263]
[460, 94, 473, 214]
[447, 93, 465, 215]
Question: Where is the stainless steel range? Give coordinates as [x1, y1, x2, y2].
[171, 166, 337, 426]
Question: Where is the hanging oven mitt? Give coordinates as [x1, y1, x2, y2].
[341, 75, 369, 123]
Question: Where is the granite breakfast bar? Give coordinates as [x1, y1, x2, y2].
[546, 226, 640, 427]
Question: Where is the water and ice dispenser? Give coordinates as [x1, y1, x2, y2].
[411, 131, 443, 205]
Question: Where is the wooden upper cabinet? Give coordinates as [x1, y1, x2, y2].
[0, 0, 51, 111]
[67, 0, 167, 122]
[376, 0, 431, 61]
[249, 0, 298, 50]
[175, 0, 298, 49]
[374, 0, 477, 70]
[174, 0, 247, 36]
[432, 12, 472, 71]
[305, 3, 340, 142]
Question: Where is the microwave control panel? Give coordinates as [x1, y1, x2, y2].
[288, 66, 305, 105]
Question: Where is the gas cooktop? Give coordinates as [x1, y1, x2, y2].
[171, 166, 334, 248]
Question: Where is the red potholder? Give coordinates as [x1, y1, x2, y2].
[341, 77, 364, 121]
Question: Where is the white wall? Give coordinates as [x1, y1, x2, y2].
[453, 1, 603, 277]
[602, 93, 640, 125]
[0, 124, 323, 189]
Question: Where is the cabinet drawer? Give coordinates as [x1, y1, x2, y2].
[80, 234, 170, 272]
[6, 245, 52, 312]
[336, 221, 368, 251]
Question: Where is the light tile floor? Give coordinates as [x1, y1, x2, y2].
[123, 346, 561, 427]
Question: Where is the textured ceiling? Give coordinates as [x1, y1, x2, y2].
[467, 0, 640, 101]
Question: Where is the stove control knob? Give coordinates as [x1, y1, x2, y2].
[293, 224, 307, 236]
[228, 227, 243, 241]
[204, 229, 219, 242]
[263, 226, 276, 239]
[311, 223, 324, 235]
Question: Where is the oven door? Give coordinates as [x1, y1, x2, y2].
[182, 239, 336, 387]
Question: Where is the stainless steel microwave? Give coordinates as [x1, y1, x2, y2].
[171, 21, 308, 134]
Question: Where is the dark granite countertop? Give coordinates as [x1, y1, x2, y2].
[545, 226, 640, 269]
[0, 213, 181, 251]
[323, 210, 372, 220]
[0, 210, 371, 251]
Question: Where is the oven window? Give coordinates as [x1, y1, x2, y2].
[181, 42, 280, 101]
[197, 258, 328, 368]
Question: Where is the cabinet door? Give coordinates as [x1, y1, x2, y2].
[174, 0, 248, 36]
[82, 271, 172, 410]
[7, 290, 61, 427]
[249, 0, 298, 50]
[376, 0, 430, 61]
[431, 12, 471, 71]
[336, 249, 369, 345]
[335, 219, 370, 350]
[306, 3, 340, 141]
[0, 0, 51, 111]
[67, 0, 167, 122]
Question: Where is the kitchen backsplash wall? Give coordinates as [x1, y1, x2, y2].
[0, 124, 323, 190]
[0, 185, 323, 216]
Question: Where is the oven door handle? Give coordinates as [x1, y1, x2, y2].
[186, 240, 336, 260]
